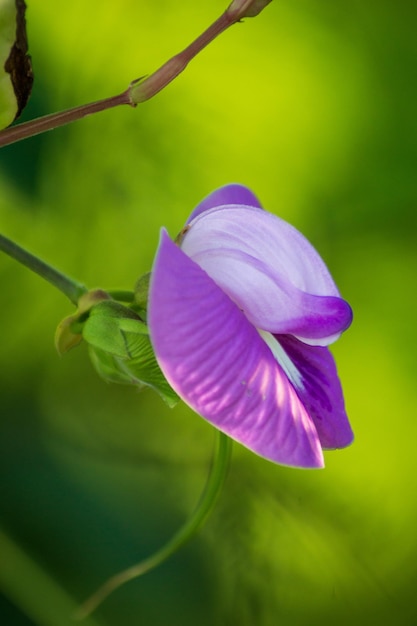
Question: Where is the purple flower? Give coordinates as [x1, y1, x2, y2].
[148, 185, 353, 468]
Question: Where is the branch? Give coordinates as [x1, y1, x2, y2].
[0, 0, 272, 148]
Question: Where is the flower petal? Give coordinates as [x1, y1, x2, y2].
[149, 230, 324, 468]
[277, 335, 354, 449]
[181, 206, 352, 345]
[186, 183, 263, 224]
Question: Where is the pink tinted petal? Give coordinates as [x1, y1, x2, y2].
[149, 231, 324, 468]
[277, 335, 354, 449]
[186, 184, 262, 224]
[182, 207, 352, 344]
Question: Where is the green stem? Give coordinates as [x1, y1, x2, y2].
[0, 529, 104, 626]
[0, 233, 87, 305]
[75, 431, 233, 620]
[106, 289, 135, 303]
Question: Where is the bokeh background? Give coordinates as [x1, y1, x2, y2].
[1, 1, 416, 624]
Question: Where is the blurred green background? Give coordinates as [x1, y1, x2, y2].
[1, 1, 416, 624]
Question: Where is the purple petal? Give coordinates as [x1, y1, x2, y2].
[277, 335, 354, 449]
[149, 230, 324, 469]
[186, 184, 263, 224]
[181, 206, 352, 345]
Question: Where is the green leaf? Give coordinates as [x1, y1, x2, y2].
[0, 0, 33, 128]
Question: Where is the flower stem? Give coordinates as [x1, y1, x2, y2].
[75, 431, 233, 620]
[0, 233, 87, 305]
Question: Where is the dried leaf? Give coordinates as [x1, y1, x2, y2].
[0, 0, 33, 128]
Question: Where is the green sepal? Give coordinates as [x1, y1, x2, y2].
[132, 272, 151, 321]
[82, 300, 148, 358]
[88, 346, 144, 386]
[83, 300, 179, 407]
[55, 289, 111, 356]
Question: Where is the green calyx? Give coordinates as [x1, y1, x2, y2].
[133, 271, 151, 320]
[55, 289, 111, 355]
[55, 283, 178, 408]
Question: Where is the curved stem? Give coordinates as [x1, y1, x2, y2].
[75, 431, 232, 620]
[0, 233, 87, 305]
